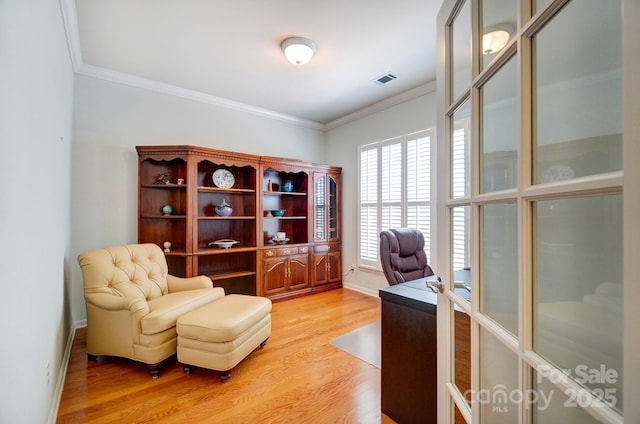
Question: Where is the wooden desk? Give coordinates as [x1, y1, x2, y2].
[379, 279, 438, 424]
[379, 274, 471, 424]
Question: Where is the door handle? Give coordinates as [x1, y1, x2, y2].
[426, 276, 445, 294]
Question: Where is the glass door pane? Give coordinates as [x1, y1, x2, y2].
[481, 0, 517, 69]
[481, 56, 518, 193]
[328, 176, 338, 239]
[533, 375, 603, 423]
[534, 194, 623, 412]
[480, 203, 518, 335]
[452, 205, 471, 302]
[533, 0, 622, 184]
[455, 309, 472, 409]
[452, 0, 471, 102]
[452, 101, 471, 199]
[479, 329, 519, 422]
[314, 174, 326, 241]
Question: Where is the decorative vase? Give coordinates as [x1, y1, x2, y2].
[282, 180, 293, 192]
[162, 205, 173, 215]
[215, 199, 233, 216]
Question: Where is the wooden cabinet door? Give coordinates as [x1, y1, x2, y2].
[313, 253, 328, 285]
[327, 251, 341, 283]
[263, 256, 287, 296]
[288, 254, 309, 290]
[313, 248, 341, 286]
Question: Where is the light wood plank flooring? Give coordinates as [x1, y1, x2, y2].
[57, 288, 384, 423]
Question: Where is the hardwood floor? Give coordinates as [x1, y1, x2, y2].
[57, 288, 384, 423]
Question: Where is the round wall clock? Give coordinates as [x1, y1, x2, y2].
[212, 168, 235, 188]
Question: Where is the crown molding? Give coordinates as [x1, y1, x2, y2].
[324, 81, 437, 130]
[75, 64, 326, 130]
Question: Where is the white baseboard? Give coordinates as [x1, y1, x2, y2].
[48, 320, 87, 424]
[342, 283, 380, 298]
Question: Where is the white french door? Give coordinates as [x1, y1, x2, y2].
[435, 0, 640, 422]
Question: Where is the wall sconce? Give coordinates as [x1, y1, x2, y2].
[281, 37, 317, 65]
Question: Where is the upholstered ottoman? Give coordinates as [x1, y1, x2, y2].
[176, 294, 272, 381]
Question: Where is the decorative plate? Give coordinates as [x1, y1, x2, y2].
[212, 168, 235, 189]
[208, 239, 239, 249]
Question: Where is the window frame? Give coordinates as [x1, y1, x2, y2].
[357, 129, 434, 271]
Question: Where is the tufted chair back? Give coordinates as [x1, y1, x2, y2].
[80, 243, 170, 301]
[380, 228, 434, 285]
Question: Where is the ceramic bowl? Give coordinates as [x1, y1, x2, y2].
[208, 239, 239, 249]
[271, 237, 290, 245]
[271, 209, 285, 217]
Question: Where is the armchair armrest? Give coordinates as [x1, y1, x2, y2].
[167, 274, 213, 293]
[84, 292, 148, 315]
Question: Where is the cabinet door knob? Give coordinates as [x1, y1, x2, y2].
[265, 250, 274, 257]
[284, 249, 291, 255]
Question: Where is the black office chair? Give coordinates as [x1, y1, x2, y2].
[379, 228, 434, 285]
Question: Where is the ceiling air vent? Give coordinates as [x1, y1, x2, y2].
[374, 73, 398, 85]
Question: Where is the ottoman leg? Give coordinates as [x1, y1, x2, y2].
[183, 365, 192, 374]
[220, 371, 231, 382]
[260, 338, 269, 348]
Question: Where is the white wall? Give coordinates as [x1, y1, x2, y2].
[70, 75, 327, 323]
[325, 90, 437, 295]
[0, 1, 74, 423]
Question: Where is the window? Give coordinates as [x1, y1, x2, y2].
[358, 130, 433, 269]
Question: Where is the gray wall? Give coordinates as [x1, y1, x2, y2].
[0, 1, 74, 422]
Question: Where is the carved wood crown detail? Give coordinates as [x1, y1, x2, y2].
[136, 145, 342, 174]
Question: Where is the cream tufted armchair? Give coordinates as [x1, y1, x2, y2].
[78, 243, 225, 377]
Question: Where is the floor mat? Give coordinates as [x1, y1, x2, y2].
[329, 320, 381, 369]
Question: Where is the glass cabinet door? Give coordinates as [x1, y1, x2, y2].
[328, 175, 338, 240]
[314, 172, 340, 243]
[314, 174, 326, 241]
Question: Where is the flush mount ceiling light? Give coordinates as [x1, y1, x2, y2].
[281, 37, 317, 65]
[482, 24, 513, 55]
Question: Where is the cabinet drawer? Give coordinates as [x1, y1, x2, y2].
[314, 244, 340, 253]
[263, 246, 309, 257]
[277, 247, 298, 256]
[263, 249, 277, 258]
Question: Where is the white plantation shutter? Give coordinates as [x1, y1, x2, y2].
[358, 130, 433, 269]
[382, 141, 402, 203]
[452, 127, 468, 198]
[360, 148, 378, 262]
[452, 127, 469, 269]
[407, 135, 432, 258]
